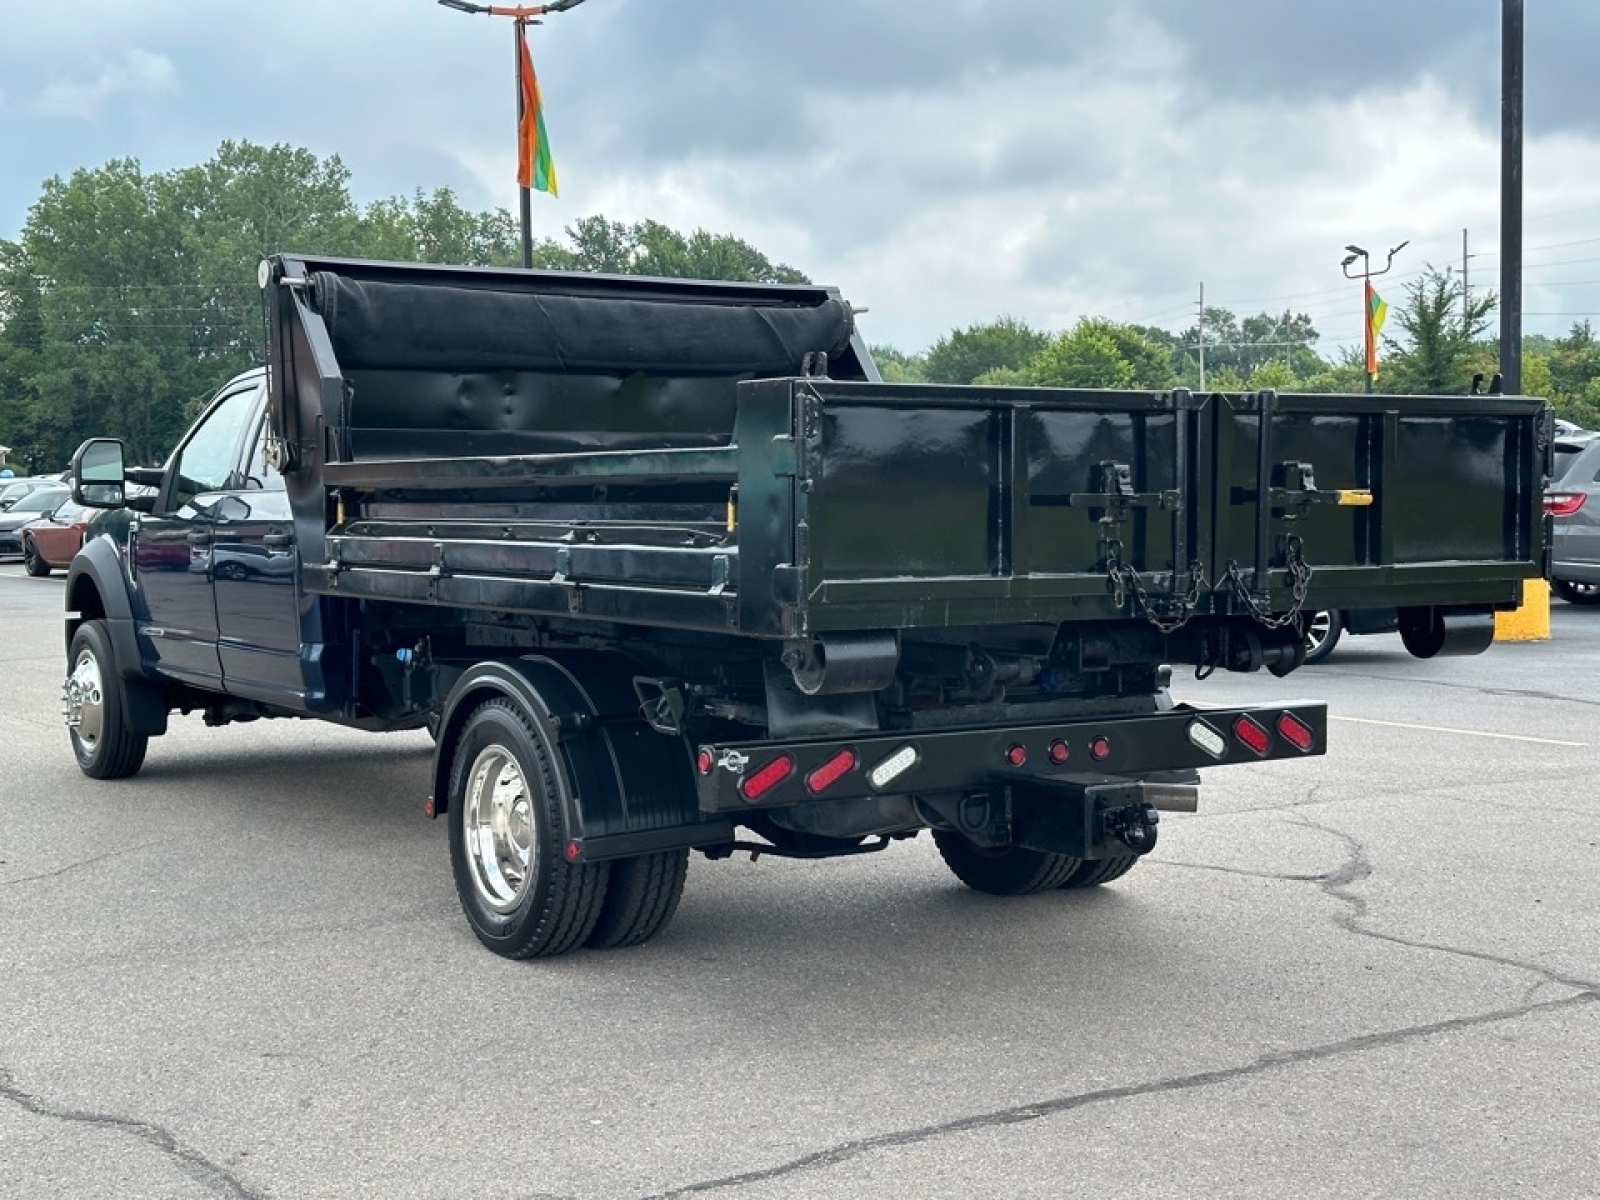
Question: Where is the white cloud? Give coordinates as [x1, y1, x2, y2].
[34, 49, 178, 120]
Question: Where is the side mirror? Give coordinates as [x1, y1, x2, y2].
[72, 438, 128, 509]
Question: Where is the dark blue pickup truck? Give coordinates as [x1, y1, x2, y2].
[60, 255, 1549, 958]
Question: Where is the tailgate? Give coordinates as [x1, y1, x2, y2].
[734, 380, 1548, 638]
[1201, 391, 1548, 614]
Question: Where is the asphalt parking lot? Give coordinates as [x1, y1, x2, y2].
[1, 563, 1597, 1199]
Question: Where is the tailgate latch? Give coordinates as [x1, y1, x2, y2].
[1265, 461, 1373, 520]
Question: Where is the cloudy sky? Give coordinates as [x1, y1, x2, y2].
[4, 1, 1600, 359]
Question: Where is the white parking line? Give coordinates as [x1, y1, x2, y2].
[1331, 714, 1587, 747]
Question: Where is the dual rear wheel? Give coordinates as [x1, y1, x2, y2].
[932, 830, 1140, 895]
[446, 698, 687, 959]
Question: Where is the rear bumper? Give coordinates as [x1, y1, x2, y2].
[1552, 559, 1600, 585]
[693, 700, 1328, 814]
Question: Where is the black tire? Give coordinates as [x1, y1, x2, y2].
[65, 620, 148, 780]
[1059, 854, 1140, 889]
[447, 697, 611, 959]
[585, 848, 689, 949]
[23, 538, 51, 577]
[932, 829, 1080, 895]
[1301, 610, 1344, 663]
[1552, 579, 1600, 606]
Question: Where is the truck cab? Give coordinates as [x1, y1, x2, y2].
[68, 369, 333, 718]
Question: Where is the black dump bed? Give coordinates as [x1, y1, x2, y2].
[265, 255, 1548, 639]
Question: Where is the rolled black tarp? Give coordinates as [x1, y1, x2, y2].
[310, 271, 855, 377]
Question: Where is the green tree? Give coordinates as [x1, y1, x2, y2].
[870, 344, 927, 383]
[1379, 266, 1496, 395]
[0, 241, 46, 463]
[1543, 321, 1600, 426]
[1024, 320, 1177, 390]
[1298, 347, 1369, 394]
[360, 187, 520, 267]
[1176, 306, 1321, 388]
[1031, 319, 1176, 390]
[1245, 360, 1301, 391]
[537, 216, 808, 283]
[923, 316, 1050, 385]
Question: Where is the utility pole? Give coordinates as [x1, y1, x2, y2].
[438, 0, 588, 268]
[1501, 0, 1524, 394]
[1341, 241, 1408, 394]
[1462, 228, 1471, 324]
[1196, 282, 1207, 391]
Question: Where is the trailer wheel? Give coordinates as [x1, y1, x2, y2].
[1301, 610, 1343, 663]
[1058, 854, 1140, 889]
[64, 620, 148, 780]
[932, 830, 1079, 895]
[447, 698, 610, 959]
[585, 848, 689, 949]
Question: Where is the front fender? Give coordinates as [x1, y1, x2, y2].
[65, 533, 144, 677]
[65, 532, 169, 738]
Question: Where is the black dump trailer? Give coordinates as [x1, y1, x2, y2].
[68, 254, 1549, 958]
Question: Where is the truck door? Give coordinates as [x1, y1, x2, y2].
[133, 381, 264, 688]
[213, 410, 310, 706]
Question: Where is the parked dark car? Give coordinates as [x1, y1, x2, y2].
[1547, 434, 1600, 604]
[0, 486, 70, 558]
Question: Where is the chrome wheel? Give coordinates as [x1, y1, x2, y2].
[1553, 579, 1600, 606]
[461, 744, 536, 913]
[1301, 610, 1343, 663]
[63, 646, 107, 752]
[1303, 611, 1334, 654]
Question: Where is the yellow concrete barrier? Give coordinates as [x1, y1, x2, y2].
[1494, 577, 1551, 641]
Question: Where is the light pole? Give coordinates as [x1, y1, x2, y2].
[437, 0, 588, 268]
[1341, 241, 1408, 394]
[1501, 0, 1523, 394]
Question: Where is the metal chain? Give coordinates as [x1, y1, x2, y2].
[1222, 533, 1313, 629]
[1101, 537, 1207, 634]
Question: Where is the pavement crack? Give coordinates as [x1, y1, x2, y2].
[1, 842, 157, 888]
[1294, 816, 1600, 994]
[1150, 861, 1327, 883]
[644, 992, 1598, 1198]
[0, 1067, 265, 1199]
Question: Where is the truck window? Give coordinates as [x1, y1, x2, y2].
[167, 386, 262, 508]
[243, 415, 284, 492]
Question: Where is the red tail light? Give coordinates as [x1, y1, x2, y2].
[1005, 743, 1028, 767]
[1545, 492, 1586, 517]
[739, 754, 795, 802]
[1276, 712, 1316, 752]
[1233, 715, 1271, 756]
[805, 748, 858, 794]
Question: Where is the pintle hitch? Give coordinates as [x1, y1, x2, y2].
[1106, 802, 1160, 854]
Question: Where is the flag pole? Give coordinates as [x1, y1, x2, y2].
[437, 0, 588, 269]
[515, 18, 533, 267]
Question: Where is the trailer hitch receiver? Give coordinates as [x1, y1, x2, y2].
[1105, 801, 1161, 854]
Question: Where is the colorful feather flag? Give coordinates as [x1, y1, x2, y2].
[517, 29, 558, 196]
[1365, 281, 1388, 376]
